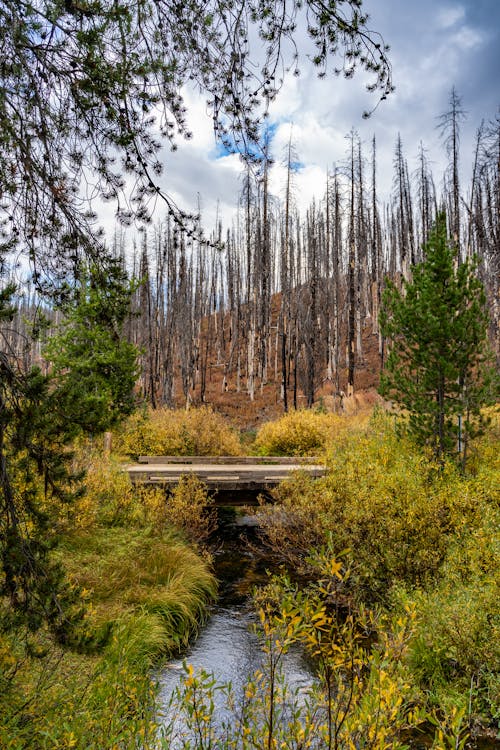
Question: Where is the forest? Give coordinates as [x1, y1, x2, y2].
[1, 93, 498, 749]
[0, 0, 499, 747]
[6, 93, 499, 415]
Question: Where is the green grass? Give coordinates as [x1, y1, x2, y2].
[58, 527, 216, 633]
[0, 526, 217, 749]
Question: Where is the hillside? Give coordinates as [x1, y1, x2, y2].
[166, 299, 383, 429]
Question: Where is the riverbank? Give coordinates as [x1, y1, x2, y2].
[0, 445, 217, 749]
[151, 406, 499, 749]
[161, 504, 500, 750]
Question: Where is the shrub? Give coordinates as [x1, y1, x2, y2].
[116, 406, 243, 458]
[49, 439, 220, 537]
[75, 452, 217, 542]
[74, 451, 138, 528]
[163, 474, 217, 546]
[256, 472, 333, 567]
[257, 410, 499, 598]
[254, 409, 346, 456]
[168, 558, 432, 750]
[43, 441, 166, 531]
[256, 408, 500, 725]
[402, 504, 500, 717]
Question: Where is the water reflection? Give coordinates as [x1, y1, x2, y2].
[159, 606, 313, 699]
[158, 606, 259, 706]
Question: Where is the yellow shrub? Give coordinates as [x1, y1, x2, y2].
[78, 453, 137, 528]
[163, 474, 217, 545]
[115, 406, 242, 458]
[68, 445, 218, 542]
[135, 484, 170, 529]
[257, 409, 500, 598]
[41, 441, 172, 532]
[254, 409, 346, 456]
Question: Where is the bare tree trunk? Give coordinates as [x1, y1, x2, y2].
[347, 132, 356, 397]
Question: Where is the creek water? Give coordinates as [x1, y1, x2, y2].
[157, 512, 314, 740]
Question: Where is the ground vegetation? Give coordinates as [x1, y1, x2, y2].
[252, 407, 500, 738]
[1, 404, 499, 746]
[0, 438, 217, 748]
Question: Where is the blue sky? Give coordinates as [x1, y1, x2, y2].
[101, 0, 500, 237]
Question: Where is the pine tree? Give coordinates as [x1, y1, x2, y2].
[0, 0, 393, 276]
[379, 212, 498, 468]
[43, 262, 139, 434]
[0, 263, 138, 638]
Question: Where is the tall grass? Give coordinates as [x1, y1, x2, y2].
[58, 527, 217, 638]
[1, 418, 218, 750]
[0, 526, 217, 749]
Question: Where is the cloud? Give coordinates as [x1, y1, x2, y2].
[94, 0, 499, 247]
[450, 26, 484, 49]
[437, 5, 466, 28]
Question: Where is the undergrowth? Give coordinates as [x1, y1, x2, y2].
[0, 436, 217, 749]
[1, 404, 498, 747]
[253, 407, 370, 456]
[255, 406, 500, 728]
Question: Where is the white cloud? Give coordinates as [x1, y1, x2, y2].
[450, 27, 484, 49]
[437, 5, 466, 28]
[93, 0, 499, 248]
[266, 75, 303, 120]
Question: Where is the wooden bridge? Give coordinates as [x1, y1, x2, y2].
[125, 455, 326, 503]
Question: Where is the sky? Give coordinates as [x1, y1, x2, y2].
[105, 0, 500, 239]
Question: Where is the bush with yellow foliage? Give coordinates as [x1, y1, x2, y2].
[254, 408, 359, 456]
[116, 405, 243, 458]
[255, 406, 500, 725]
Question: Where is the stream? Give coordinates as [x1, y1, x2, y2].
[157, 511, 314, 740]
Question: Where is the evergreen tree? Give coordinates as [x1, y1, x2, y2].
[379, 212, 498, 468]
[0, 1, 393, 635]
[43, 262, 139, 434]
[0, 0, 393, 278]
[0, 263, 138, 639]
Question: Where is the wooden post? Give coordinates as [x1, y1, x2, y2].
[104, 432, 112, 455]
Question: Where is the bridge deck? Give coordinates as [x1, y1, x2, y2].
[125, 456, 326, 491]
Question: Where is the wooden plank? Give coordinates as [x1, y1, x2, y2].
[126, 468, 325, 487]
[124, 456, 326, 495]
[125, 465, 325, 477]
[137, 455, 321, 465]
